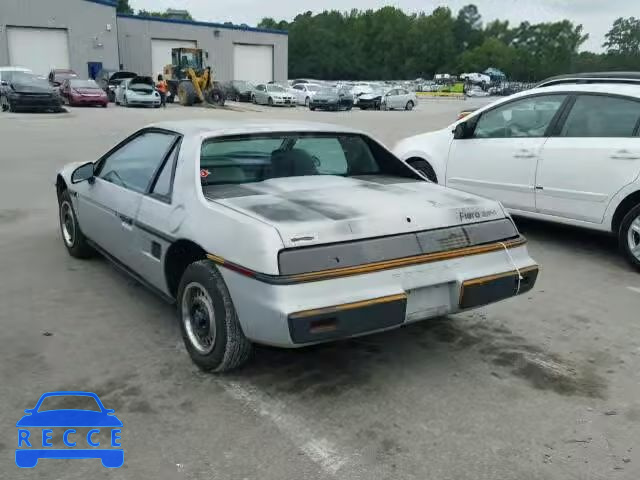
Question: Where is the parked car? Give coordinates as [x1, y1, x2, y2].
[115, 76, 161, 108]
[0, 71, 63, 113]
[59, 78, 108, 107]
[48, 69, 78, 90]
[252, 84, 295, 106]
[55, 119, 538, 371]
[95, 69, 137, 102]
[394, 82, 640, 270]
[221, 80, 254, 102]
[291, 83, 322, 106]
[357, 88, 385, 110]
[381, 88, 417, 110]
[309, 87, 353, 111]
[466, 86, 490, 97]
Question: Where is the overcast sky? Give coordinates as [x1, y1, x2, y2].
[130, 0, 635, 52]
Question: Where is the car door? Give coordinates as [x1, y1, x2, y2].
[133, 139, 182, 292]
[74, 130, 179, 267]
[445, 93, 568, 211]
[255, 84, 267, 104]
[536, 93, 640, 223]
[384, 89, 397, 109]
[292, 84, 304, 104]
[394, 89, 408, 109]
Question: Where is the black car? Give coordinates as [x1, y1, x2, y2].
[221, 80, 254, 102]
[309, 87, 354, 111]
[0, 71, 63, 113]
[95, 69, 137, 102]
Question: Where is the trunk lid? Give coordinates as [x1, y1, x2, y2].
[206, 175, 505, 248]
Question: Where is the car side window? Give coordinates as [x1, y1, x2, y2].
[560, 95, 640, 138]
[97, 132, 177, 193]
[293, 85, 303, 90]
[294, 138, 348, 175]
[473, 95, 566, 139]
[151, 142, 180, 199]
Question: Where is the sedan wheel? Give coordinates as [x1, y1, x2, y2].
[305, 97, 310, 107]
[177, 260, 252, 372]
[58, 190, 93, 258]
[405, 101, 414, 111]
[619, 204, 640, 270]
[0, 96, 9, 112]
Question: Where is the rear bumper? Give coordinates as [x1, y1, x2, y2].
[220, 242, 538, 347]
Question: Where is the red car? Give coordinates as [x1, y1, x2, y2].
[60, 79, 108, 107]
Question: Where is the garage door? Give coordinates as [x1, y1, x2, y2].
[7, 27, 70, 76]
[233, 44, 273, 84]
[151, 39, 197, 78]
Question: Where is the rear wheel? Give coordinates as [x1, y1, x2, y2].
[268, 97, 274, 107]
[252, 95, 257, 104]
[177, 260, 252, 372]
[177, 81, 197, 106]
[305, 97, 310, 107]
[58, 190, 94, 258]
[405, 101, 414, 111]
[619, 204, 640, 271]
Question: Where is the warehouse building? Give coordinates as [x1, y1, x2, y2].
[0, 0, 288, 83]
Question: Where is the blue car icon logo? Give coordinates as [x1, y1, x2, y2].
[16, 391, 123, 468]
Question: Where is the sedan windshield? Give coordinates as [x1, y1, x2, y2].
[267, 85, 286, 92]
[70, 79, 101, 89]
[10, 72, 49, 87]
[200, 133, 412, 187]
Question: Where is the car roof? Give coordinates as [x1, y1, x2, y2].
[537, 71, 640, 87]
[150, 119, 364, 137]
[519, 82, 640, 99]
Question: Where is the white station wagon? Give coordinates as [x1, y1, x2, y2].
[56, 120, 538, 372]
[394, 82, 640, 270]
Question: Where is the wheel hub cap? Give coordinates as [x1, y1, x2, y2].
[628, 216, 640, 261]
[60, 201, 75, 247]
[182, 283, 216, 354]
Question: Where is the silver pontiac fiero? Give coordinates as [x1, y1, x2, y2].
[56, 120, 538, 372]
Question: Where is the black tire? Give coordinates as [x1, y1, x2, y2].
[58, 189, 94, 258]
[122, 95, 128, 107]
[405, 101, 414, 111]
[619, 203, 640, 271]
[177, 81, 197, 106]
[177, 260, 252, 372]
[407, 158, 438, 183]
[252, 95, 257, 104]
[268, 97, 274, 107]
[234, 94, 240, 102]
[205, 89, 225, 106]
[309, 106, 316, 111]
[305, 97, 310, 107]
[346, 104, 353, 111]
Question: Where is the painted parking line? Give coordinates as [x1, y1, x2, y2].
[627, 286, 640, 294]
[219, 380, 351, 476]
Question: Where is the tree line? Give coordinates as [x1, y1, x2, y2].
[258, 6, 640, 81]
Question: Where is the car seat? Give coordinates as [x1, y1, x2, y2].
[270, 149, 318, 178]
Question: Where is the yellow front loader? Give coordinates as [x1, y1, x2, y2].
[163, 48, 225, 107]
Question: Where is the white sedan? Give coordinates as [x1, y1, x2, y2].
[55, 120, 537, 371]
[291, 83, 322, 106]
[115, 76, 161, 108]
[394, 82, 640, 270]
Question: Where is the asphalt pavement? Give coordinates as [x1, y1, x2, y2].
[1, 99, 639, 480]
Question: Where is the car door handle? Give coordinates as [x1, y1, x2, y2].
[611, 150, 640, 160]
[514, 150, 536, 159]
[118, 214, 133, 226]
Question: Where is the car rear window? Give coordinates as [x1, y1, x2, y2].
[200, 133, 411, 186]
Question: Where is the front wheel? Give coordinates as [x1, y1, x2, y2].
[58, 190, 94, 258]
[177, 260, 252, 372]
[305, 97, 310, 107]
[268, 97, 273, 107]
[619, 204, 640, 271]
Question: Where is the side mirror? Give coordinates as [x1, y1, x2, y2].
[71, 162, 95, 184]
[453, 122, 470, 140]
